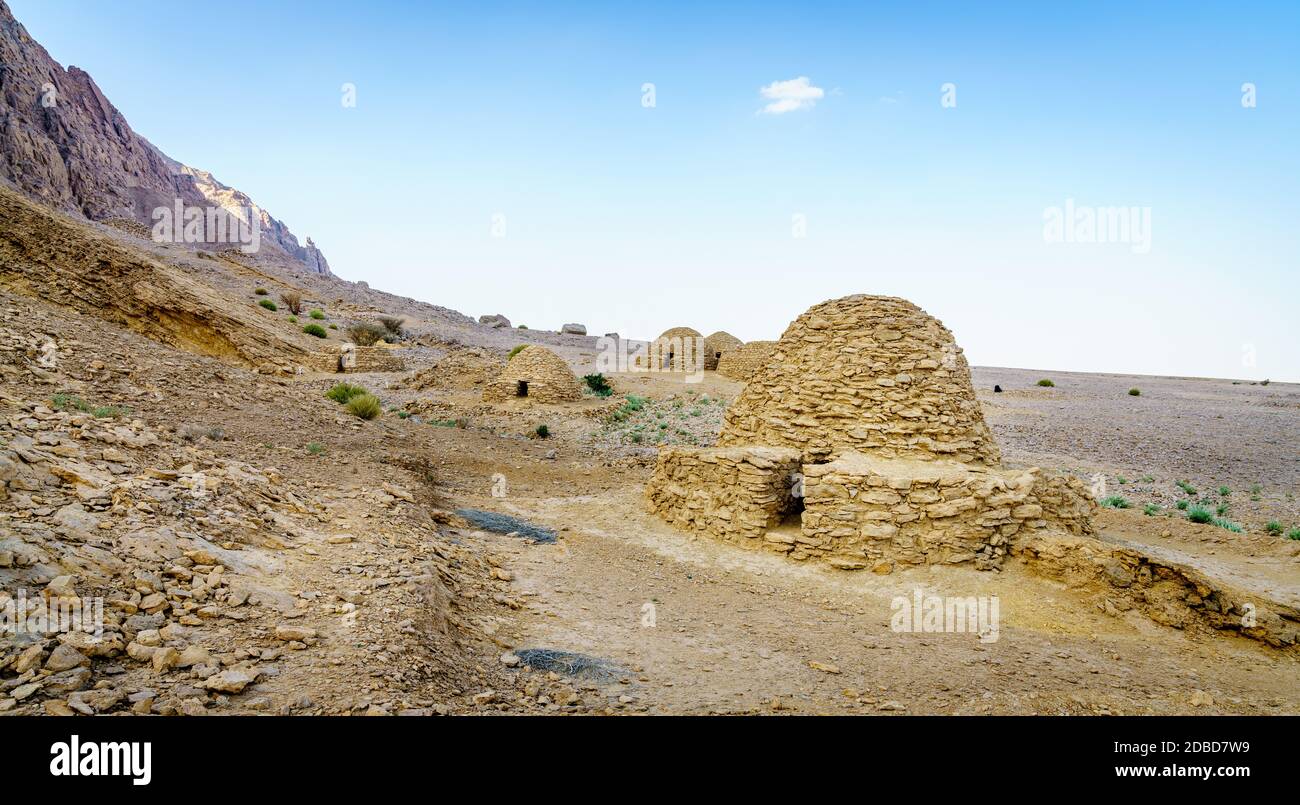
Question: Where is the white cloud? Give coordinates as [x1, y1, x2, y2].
[758, 76, 824, 114]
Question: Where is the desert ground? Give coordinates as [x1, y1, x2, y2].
[2, 186, 1296, 717]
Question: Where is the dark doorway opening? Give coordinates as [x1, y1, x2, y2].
[516, 381, 529, 397]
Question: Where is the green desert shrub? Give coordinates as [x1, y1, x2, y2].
[1128, 388, 1141, 396]
[344, 393, 382, 420]
[1176, 480, 1197, 496]
[258, 299, 278, 311]
[1265, 521, 1283, 536]
[1213, 518, 1243, 533]
[306, 442, 325, 455]
[1186, 506, 1213, 524]
[254, 287, 269, 296]
[51, 393, 91, 413]
[1036, 379, 1055, 387]
[309, 309, 325, 320]
[1100, 496, 1129, 509]
[1176, 500, 1189, 511]
[1287, 528, 1300, 541]
[535, 424, 550, 439]
[1218, 486, 1231, 496]
[583, 373, 613, 396]
[508, 345, 528, 360]
[325, 383, 367, 404]
[1143, 504, 1160, 516]
[303, 323, 327, 338]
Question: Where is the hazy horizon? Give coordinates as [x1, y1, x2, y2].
[10, 0, 1298, 381]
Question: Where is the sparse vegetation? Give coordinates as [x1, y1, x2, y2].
[1187, 506, 1213, 524]
[1265, 521, 1283, 536]
[258, 299, 278, 311]
[51, 394, 127, 418]
[1216, 502, 1230, 516]
[254, 287, 268, 295]
[376, 316, 406, 342]
[1100, 496, 1129, 509]
[1128, 388, 1140, 396]
[345, 321, 386, 346]
[344, 393, 382, 420]
[280, 291, 304, 315]
[508, 345, 527, 360]
[1176, 500, 1189, 511]
[309, 309, 325, 320]
[535, 424, 550, 438]
[302, 323, 327, 338]
[583, 373, 613, 396]
[325, 382, 367, 403]
[1143, 504, 1160, 516]
[306, 442, 325, 455]
[1037, 379, 1055, 387]
[1288, 528, 1300, 541]
[1176, 480, 1197, 496]
[288, 315, 298, 323]
[1218, 486, 1231, 496]
[1213, 518, 1244, 533]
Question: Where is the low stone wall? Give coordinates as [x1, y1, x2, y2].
[644, 446, 801, 543]
[799, 453, 1095, 571]
[306, 346, 406, 373]
[715, 340, 776, 381]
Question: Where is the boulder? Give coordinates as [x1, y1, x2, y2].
[479, 314, 511, 329]
[561, 323, 587, 335]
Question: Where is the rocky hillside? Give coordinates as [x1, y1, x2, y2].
[0, 1, 329, 275]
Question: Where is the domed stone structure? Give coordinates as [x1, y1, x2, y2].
[718, 295, 1000, 466]
[645, 294, 1095, 572]
[702, 331, 742, 371]
[482, 346, 582, 403]
[715, 340, 776, 381]
[635, 326, 705, 371]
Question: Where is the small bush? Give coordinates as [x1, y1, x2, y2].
[535, 424, 550, 439]
[346, 322, 386, 346]
[1213, 518, 1244, 533]
[280, 291, 304, 315]
[376, 316, 406, 341]
[1216, 502, 1230, 516]
[288, 315, 298, 323]
[254, 287, 268, 296]
[329, 324, 338, 330]
[1265, 521, 1283, 536]
[1128, 388, 1140, 396]
[344, 393, 382, 420]
[518, 324, 528, 329]
[1143, 504, 1160, 516]
[1176, 500, 1189, 511]
[1117, 476, 1127, 484]
[1100, 496, 1129, 509]
[51, 393, 91, 413]
[1036, 379, 1055, 387]
[1176, 480, 1197, 496]
[258, 299, 278, 311]
[303, 323, 328, 338]
[508, 345, 528, 360]
[309, 309, 325, 320]
[583, 373, 613, 396]
[1287, 528, 1300, 541]
[1187, 506, 1213, 524]
[306, 442, 325, 455]
[325, 382, 367, 404]
[1218, 486, 1231, 496]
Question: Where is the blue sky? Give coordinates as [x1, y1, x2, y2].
[10, 0, 1299, 380]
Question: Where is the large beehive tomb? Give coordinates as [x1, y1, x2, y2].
[482, 345, 583, 403]
[645, 295, 1095, 571]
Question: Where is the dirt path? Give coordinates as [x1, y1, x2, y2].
[464, 483, 1299, 715]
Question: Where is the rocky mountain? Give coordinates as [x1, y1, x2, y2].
[0, 1, 330, 274]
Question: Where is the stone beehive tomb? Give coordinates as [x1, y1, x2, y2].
[645, 294, 1095, 572]
[635, 326, 704, 371]
[715, 340, 776, 381]
[482, 345, 583, 403]
[703, 331, 743, 371]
